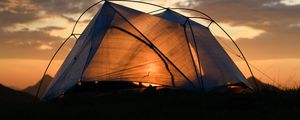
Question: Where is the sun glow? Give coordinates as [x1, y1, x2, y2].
[0, 59, 63, 90]
[237, 59, 300, 88]
[209, 23, 265, 40]
[146, 63, 158, 73]
[133, 82, 161, 87]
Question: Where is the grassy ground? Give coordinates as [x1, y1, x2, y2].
[1, 88, 300, 120]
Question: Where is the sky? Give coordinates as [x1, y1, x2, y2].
[0, 0, 300, 90]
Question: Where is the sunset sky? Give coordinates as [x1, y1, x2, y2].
[0, 0, 300, 90]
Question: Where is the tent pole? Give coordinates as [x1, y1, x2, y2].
[213, 22, 259, 92]
[108, 0, 166, 9]
[36, 1, 106, 99]
[186, 20, 205, 91]
[207, 21, 213, 28]
[71, 0, 104, 34]
[169, 8, 213, 21]
[35, 35, 73, 98]
[183, 19, 202, 90]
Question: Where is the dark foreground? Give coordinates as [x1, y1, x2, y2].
[1, 88, 300, 120]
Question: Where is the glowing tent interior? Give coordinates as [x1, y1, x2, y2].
[39, 1, 254, 100]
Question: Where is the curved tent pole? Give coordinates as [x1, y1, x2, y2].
[185, 19, 205, 91]
[72, 0, 105, 34]
[108, 0, 166, 9]
[35, 35, 72, 98]
[213, 22, 259, 91]
[183, 19, 202, 90]
[170, 8, 213, 21]
[35, 0, 105, 98]
[147, 9, 213, 22]
[111, 0, 214, 22]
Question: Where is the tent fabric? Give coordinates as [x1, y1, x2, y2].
[83, 3, 198, 89]
[155, 10, 252, 90]
[42, 2, 252, 99]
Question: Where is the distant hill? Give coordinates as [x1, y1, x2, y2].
[23, 74, 53, 96]
[0, 84, 36, 104]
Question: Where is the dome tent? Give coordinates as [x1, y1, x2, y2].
[39, 1, 254, 100]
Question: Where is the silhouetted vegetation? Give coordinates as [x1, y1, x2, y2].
[1, 79, 300, 120]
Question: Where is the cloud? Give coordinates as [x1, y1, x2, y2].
[181, 0, 300, 60]
[281, 0, 300, 5]
[32, 0, 98, 14]
[0, 0, 91, 60]
[37, 44, 53, 50]
[289, 23, 300, 28]
[0, 0, 41, 28]
[1, 0, 299, 60]
[0, 28, 63, 59]
[1, 0, 186, 60]
[38, 26, 65, 32]
[209, 23, 265, 40]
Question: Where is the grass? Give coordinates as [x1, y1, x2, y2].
[2, 87, 300, 120]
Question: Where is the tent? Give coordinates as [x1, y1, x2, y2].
[41, 1, 253, 99]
